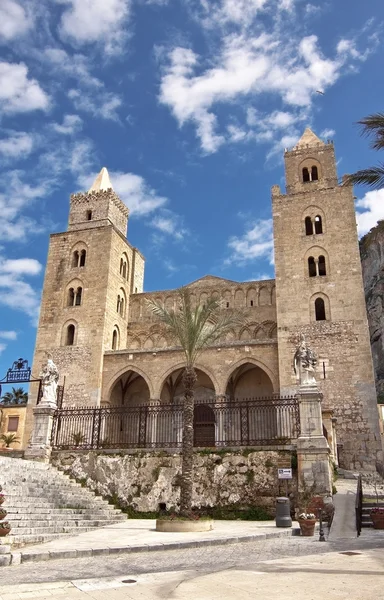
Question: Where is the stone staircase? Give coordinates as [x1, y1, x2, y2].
[0, 456, 126, 547]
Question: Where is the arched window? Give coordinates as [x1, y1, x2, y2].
[314, 215, 323, 234]
[120, 297, 125, 317]
[318, 255, 326, 276]
[86, 210, 92, 220]
[315, 298, 326, 321]
[112, 327, 120, 350]
[79, 249, 86, 267]
[75, 287, 82, 306]
[311, 166, 319, 181]
[120, 258, 124, 275]
[122, 262, 127, 278]
[308, 257, 316, 277]
[305, 217, 313, 235]
[67, 287, 75, 306]
[72, 251, 79, 268]
[117, 295, 121, 313]
[66, 324, 75, 346]
[302, 167, 310, 183]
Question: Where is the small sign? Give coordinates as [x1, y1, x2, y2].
[278, 468, 292, 480]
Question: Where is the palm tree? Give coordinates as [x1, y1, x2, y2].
[0, 433, 20, 448]
[0, 387, 28, 405]
[346, 112, 384, 189]
[147, 288, 244, 517]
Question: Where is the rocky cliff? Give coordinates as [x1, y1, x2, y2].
[360, 220, 384, 398]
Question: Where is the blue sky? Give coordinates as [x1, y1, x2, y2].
[0, 0, 383, 379]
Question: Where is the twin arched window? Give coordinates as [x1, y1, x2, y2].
[308, 256, 326, 277]
[117, 292, 126, 317]
[303, 166, 319, 183]
[68, 286, 82, 306]
[72, 249, 86, 267]
[119, 255, 129, 280]
[305, 215, 323, 235]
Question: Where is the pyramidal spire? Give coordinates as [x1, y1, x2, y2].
[88, 167, 113, 192]
[294, 127, 324, 149]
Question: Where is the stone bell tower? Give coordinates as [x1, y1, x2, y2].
[272, 128, 382, 470]
[24, 168, 145, 446]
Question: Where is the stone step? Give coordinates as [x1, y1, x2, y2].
[8, 521, 121, 535]
[6, 509, 123, 518]
[6, 532, 81, 547]
[8, 517, 123, 528]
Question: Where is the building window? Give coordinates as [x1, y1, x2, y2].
[79, 249, 86, 267]
[305, 216, 313, 235]
[72, 251, 79, 267]
[66, 324, 75, 345]
[250, 300, 254, 307]
[311, 166, 319, 181]
[86, 210, 92, 220]
[120, 297, 125, 317]
[314, 215, 323, 234]
[302, 167, 310, 182]
[75, 287, 82, 305]
[7, 416, 19, 432]
[318, 255, 326, 276]
[315, 298, 326, 321]
[226, 302, 230, 308]
[67, 287, 75, 306]
[117, 295, 121, 313]
[112, 328, 120, 350]
[308, 257, 316, 277]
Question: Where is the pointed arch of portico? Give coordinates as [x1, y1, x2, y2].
[105, 364, 154, 400]
[221, 357, 278, 396]
[154, 361, 220, 399]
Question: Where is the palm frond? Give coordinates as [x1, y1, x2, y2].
[358, 113, 384, 150]
[344, 164, 384, 190]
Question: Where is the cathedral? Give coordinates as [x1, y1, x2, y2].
[24, 128, 383, 471]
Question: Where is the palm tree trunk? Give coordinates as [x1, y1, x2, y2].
[180, 366, 197, 516]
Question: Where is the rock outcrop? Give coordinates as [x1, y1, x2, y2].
[360, 220, 384, 398]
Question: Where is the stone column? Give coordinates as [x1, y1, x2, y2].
[24, 403, 56, 463]
[296, 384, 332, 495]
[215, 394, 227, 446]
[147, 399, 161, 447]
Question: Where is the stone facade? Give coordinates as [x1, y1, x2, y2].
[25, 131, 383, 471]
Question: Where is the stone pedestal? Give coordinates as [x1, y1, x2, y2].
[297, 385, 332, 495]
[24, 404, 56, 463]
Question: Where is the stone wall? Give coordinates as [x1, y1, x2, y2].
[360, 221, 384, 398]
[52, 449, 297, 513]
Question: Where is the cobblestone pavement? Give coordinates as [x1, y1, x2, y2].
[3, 533, 384, 586]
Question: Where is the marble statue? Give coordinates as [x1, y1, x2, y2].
[39, 354, 59, 405]
[293, 335, 317, 386]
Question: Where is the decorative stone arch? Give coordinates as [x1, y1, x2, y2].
[301, 205, 326, 236]
[304, 246, 329, 278]
[239, 326, 251, 341]
[223, 289, 232, 308]
[210, 290, 220, 301]
[234, 288, 245, 307]
[143, 336, 154, 349]
[164, 295, 175, 311]
[120, 251, 129, 280]
[112, 325, 120, 350]
[155, 361, 220, 399]
[222, 357, 278, 396]
[61, 319, 78, 346]
[299, 157, 322, 183]
[259, 286, 271, 305]
[127, 335, 141, 350]
[246, 287, 257, 307]
[64, 278, 85, 308]
[310, 291, 331, 322]
[130, 297, 141, 320]
[117, 287, 127, 317]
[70, 241, 88, 268]
[262, 320, 277, 338]
[106, 364, 154, 401]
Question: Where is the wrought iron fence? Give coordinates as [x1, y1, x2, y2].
[51, 397, 300, 451]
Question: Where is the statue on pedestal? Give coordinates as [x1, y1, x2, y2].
[293, 335, 317, 387]
[39, 354, 59, 406]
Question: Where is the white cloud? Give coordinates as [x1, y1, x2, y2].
[0, 343, 6, 355]
[159, 18, 375, 153]
[0, 131, 34, 159]
[320, 128, 335, 139]
[0, 0, 32, 42]
[151, 209, 188, 240]
[52, 114, 83, 135]
[0, 61, 49, 114]
[0, 256, 42, 320]
[0, 330, 17, 340]
[68, 89, 121, 121]
[44, 48, 102, 88]
[59, 0, 132, 55]
[225, 218, 273, 265]
[356, 189, 384, 237]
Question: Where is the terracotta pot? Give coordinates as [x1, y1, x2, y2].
[156, 518, 214, 533]
[0, 510, 7, 520]
[371, 512, 384, 529]
[0, 526, 10, 536]
[0, 496, 4, 505]
[298, 518, 316, 536]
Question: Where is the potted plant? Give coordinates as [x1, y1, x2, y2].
[297, 480, 317, 536]
[0, 521, 11, 536]
[0, 433, 20, 449]
[370, 506, 384, 529]
[0, 493, 4, 505]
[297, 511, 317, 536]
[71, 431, 86, 448]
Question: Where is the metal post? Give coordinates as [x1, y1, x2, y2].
[318, 509, 326, 542]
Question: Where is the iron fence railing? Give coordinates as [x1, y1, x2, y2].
[51, 397, 300, 450]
